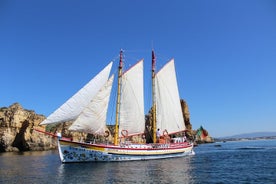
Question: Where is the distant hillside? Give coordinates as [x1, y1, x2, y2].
[220, 132, 276, 139]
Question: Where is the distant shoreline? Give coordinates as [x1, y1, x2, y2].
[214, 136, 276, 142]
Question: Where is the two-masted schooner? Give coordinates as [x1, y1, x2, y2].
[40, 50, 194, 162]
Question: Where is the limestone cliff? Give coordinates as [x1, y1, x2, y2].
[0, 103, 56, 152]
[180, 99, 193, 134]
[0, 103, 91, 152]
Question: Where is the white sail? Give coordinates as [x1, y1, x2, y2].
[155, 59, 185, 134]
[68, 75, 114, 135]
[119, 60, 145, 136]
[40, 62, 113, 125]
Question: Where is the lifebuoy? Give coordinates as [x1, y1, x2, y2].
[104, 130, 110, 138]
[121, 130, 128, 137]
[163, 129, 169, 137]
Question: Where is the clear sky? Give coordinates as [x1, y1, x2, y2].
[1, 0, 276, 137]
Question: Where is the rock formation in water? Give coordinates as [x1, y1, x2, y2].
[195, 125, 214, 144]
[180, 99, 193, 133]
[0, 103, 89, 152]
[0, 103, 56, 152]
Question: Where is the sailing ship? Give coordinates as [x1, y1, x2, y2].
[39, 50, 194, 162]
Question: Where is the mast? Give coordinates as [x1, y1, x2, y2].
[152, 50, 157, 143]
[114, 50, 123, 146]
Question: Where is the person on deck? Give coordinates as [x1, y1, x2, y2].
[156, 128, 161, 142]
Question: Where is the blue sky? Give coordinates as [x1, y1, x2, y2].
[1, 0, 276, 137]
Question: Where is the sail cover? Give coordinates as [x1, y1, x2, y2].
[155, 59, 185, 134]
[119, 60, 145, 136]
[68, 75, 114, 135]
[40, 62, 113, 125]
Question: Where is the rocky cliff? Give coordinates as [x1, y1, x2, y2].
[0, 103, 91, 152]
[0, 103, 56, 152]
[195, 125, 214, 144]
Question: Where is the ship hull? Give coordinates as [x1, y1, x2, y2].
[58, 139, 194, 162]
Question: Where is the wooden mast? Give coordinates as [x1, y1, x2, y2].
[152, 50, 157, 143]
[114, 50, 123, 146]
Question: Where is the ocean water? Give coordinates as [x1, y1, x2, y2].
[0, 139, 276, 184]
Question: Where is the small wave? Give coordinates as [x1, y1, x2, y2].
[237, 147, 263, 150]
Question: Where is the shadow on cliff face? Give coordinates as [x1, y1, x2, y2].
[12, 120, 30, 151]
[0, 140, 5, 152]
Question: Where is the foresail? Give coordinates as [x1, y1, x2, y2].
[119, 60, 145, 136]
[68, 75, 114, 135]
[155, 59, 185, 134]
[40, 62, 113, 125]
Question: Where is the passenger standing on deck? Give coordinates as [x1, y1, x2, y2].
[156, 128, 161, 142]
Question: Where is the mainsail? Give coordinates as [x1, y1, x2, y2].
[155, 59, 185, 134]
[68, 75, 114, 135]
[119, 60, 145, 136]
[40, 62, 113, 125]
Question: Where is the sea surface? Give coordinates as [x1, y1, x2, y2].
[0, 139, 276, 184]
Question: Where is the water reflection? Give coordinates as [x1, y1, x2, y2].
[1, 150, 195, 183]
[56, 156, 195, 183]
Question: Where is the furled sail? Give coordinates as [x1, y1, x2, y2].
[40, 62, 113, 125]
[119, 60, 145, 136]
[155, 59, 185, 134]
[68, 75, 114, 135]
